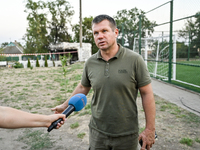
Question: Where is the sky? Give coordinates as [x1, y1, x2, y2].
[0, 0, 199, 45]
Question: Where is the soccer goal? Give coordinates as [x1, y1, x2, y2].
[133, 35, 177, 81]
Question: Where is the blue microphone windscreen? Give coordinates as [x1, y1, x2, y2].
[68, 93, 87, 111]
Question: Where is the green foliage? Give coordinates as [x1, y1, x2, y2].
[178, 12, 200, 58]
[36, 57, 40, 67]
[24, 0, 49, 53]
[114, 8, 156, 49]
[77, 133, 86, 139]
[53, 60, 55, 67]
[180, 138, 193, 146]
[17, 129, 54, 150]
[44, 56, 48, 67]
[72, 16, 98, 54]
[0, 47, 6, 61]
[24, 0, 74, 53]
[195, 138, 200, 143]
[176, 42, 188, 58]
[27, 58, 31, 68]
[47, 0, 74, 44]
[70, 122, 79, 129]
[13, 62, 24, 68]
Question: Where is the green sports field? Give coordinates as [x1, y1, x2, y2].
[147, 60, 200, 93]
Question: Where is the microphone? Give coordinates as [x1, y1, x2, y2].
[47, 93, 87, 132]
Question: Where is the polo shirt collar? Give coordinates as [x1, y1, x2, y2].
[97, 44, 123, 60]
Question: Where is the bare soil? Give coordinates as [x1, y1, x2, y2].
[0, 62, 200, 150]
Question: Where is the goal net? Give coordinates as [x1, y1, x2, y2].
[133, 35, 176, 81]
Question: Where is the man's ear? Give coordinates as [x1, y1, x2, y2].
[114, 28, 119, 38]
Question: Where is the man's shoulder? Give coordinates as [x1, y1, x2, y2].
[120, 45, 140, 58]
[85, 52, 98, 65]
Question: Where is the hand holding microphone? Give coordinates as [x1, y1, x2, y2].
[48, 93, 87, 132]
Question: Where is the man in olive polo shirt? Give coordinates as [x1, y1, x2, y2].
[52, 14, 156, 150]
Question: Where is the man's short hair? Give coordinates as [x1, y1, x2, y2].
[92, 14, 117, 31]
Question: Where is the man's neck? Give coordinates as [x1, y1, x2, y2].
[100, 44, 119, 61]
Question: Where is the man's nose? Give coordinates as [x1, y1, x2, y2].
[97, 32, 104, 39]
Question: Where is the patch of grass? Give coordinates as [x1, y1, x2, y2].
[85, 104, 91, 110]
[17, 129, 54, 150]
[182, 112, 200, 124]
[195, 138, 200, 143]
[23, 88, 28, 91]
[6, 82, 13, 84]
[139, 127, 145, 134]
[10, 91, 14, 95]
[77, 133, 86, 139]
[60, 88, 65, 91]
[180, 137, 193, 146]
[70, 122, 79, 129]
[67, 88, 73, 93]
[11, 84, 23, 88]
[79, 110, 91, 116]
[72, 74, 82, 81]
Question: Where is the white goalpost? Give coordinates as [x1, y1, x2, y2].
[133, 35, 177, 81]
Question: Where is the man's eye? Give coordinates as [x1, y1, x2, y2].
[94, 32, 98, 35]
[103, 30, 107, 32]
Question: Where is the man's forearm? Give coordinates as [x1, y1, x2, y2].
[142, 95, 156, 130]
[140, 84, 156, 130]
[63, 83, 91, 107]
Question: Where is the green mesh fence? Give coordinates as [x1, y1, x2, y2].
[119, 0, 200, 93]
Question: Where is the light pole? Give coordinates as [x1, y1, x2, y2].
[79, 0, 82, 48]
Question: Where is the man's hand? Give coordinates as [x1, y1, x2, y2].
[51, 104, 68, 114]
[138, 128, 155, 150]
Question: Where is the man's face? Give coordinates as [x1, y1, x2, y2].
[92, 20, 118, 51]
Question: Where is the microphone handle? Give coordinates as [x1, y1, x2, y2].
[47, 105, 75, 132]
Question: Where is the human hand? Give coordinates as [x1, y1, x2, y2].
[138, 128, 155, 150]
[51, 104, 67, 114]
[47, 114, 66, 129]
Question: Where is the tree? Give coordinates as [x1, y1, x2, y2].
[47, 0, 74, 44]
[24, 0, 49, 53]
[36, 57, 40, 67]
[44, 55, 48, 67]
[178, 12, 200, 58]
[72, 16, 98, 54]
[114, 8, 156, 50]
[24, 0, 74, 54]
[27, 58, 31, 68]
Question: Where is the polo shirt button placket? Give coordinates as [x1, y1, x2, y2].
[105, 62, 109, 76]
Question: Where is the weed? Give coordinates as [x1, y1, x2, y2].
[180, 137, 193, 146]
[85, 103, 91, 110]
[77, 133, 86, 139]
[195, 138, 200, 143]
[70, 122, 79, 129]
[17, 129, 54, 150]
[79, 110, 91, 116]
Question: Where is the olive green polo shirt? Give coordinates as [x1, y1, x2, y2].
[81, 44, 151, 137]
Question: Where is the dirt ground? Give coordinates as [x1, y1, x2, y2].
[0, 62, 200, 150]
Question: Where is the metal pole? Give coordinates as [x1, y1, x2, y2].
[139, 15, 142, 55]
[168, 0, 173, 83]
[187, 30, 191, 61]
[79, 0, 82, 48]
[122, 24, 124, 46]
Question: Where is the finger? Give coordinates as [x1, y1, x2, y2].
[51, 107, 57, 112]
[56, 123, 61, 129]
[147, 145, 151, 150]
